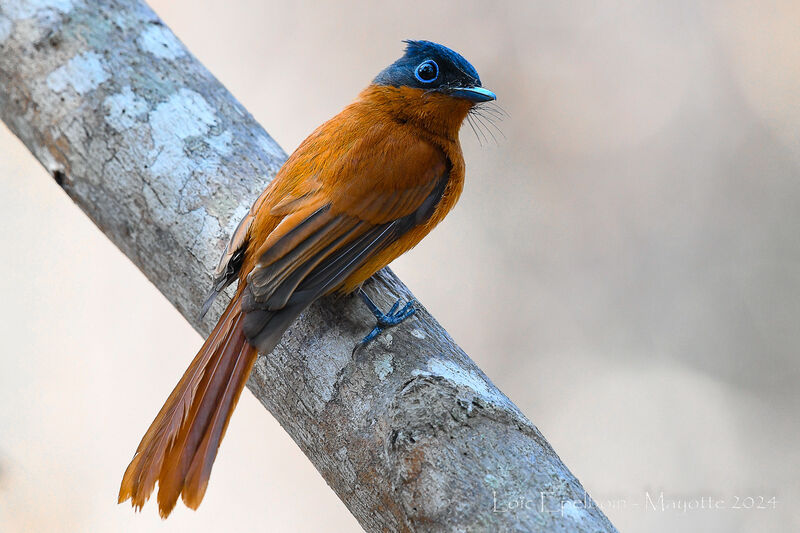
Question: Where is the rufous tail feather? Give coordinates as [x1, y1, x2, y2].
[118, 290, 258, 518]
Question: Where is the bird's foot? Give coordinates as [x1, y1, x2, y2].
[357, 289, 416, 347]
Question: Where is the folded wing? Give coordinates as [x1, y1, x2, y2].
[241, 133, 449, 351]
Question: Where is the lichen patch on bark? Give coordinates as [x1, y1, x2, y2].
[137, 23, 185, 60]
[46, 51, 109, 94]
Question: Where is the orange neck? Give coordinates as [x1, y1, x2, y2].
[354, 85, 473, 142]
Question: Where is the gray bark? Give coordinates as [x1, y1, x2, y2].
[0, 1, 617, 531]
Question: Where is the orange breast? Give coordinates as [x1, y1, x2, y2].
[336, 140, 465, 294]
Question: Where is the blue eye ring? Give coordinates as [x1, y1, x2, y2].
[414, 60, 439, 83]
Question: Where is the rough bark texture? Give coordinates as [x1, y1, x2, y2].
[0, 1, 617, 531]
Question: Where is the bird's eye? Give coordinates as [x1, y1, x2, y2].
[414, 60, 439, 83]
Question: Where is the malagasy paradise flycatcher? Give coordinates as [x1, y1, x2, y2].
[119, 40, 497, 517]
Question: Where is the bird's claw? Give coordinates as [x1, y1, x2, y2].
[356, 290, 417, 347]
[375, 299, 416, 328]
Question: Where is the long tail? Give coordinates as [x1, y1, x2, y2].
[119, 290, 258, 517]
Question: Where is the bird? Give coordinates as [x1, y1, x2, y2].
[118, 39, 496, 518]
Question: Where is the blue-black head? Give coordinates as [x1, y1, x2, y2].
[374, 40, 496, 103]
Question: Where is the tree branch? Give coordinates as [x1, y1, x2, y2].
[0, 1, 616, 531]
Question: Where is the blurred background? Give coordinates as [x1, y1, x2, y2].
[1, 0, 798, 531]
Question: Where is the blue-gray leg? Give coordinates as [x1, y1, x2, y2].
[357, 289, 416, 345]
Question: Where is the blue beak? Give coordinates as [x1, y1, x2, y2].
[449, 86, 497, 103]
